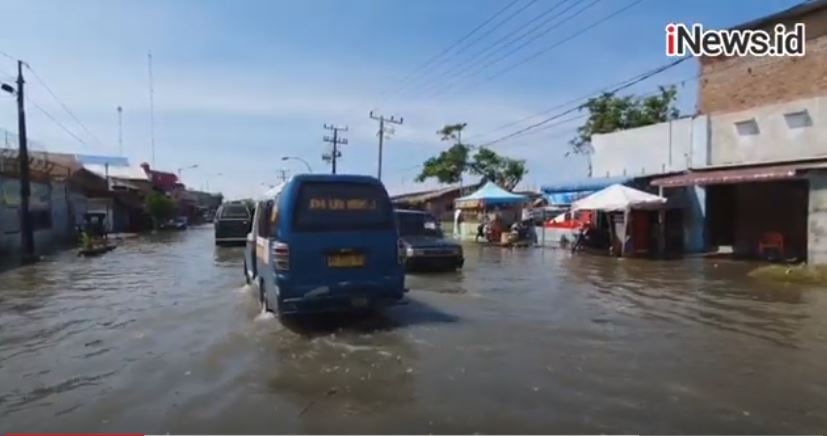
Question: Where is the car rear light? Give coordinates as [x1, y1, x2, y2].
[397, 239, 405, 264]
[272, 241, 289, 271]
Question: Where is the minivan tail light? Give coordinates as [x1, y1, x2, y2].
[272, 241, 289, 271]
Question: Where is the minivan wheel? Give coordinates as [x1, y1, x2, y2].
[243, 259, 251, 284]
[258, 278, 271, 313]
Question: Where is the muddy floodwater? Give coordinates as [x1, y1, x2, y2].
[1, 226, 826, 434]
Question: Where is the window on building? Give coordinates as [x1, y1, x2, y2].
[734, 119, 760, 136]
[784, 110, 813, 129]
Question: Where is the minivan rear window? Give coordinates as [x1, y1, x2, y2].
[220, 204, 249, 219]
[396, 212, 442, 237]
[293, 182, 392, 232]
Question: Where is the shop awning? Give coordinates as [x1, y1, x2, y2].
[651, 161, 827, 188]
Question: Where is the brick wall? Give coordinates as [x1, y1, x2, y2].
[698, 7, 827, 114]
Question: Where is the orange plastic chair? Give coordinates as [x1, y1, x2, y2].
[758, 232, 784, 259]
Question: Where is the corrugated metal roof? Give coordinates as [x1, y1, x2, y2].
[651, 161, 827, 187]
[75, 154, 130, 167]
[391, 185, 467, 204]
[83, 163, 149, 181]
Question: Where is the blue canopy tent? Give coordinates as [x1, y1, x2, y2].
[455, 181, 527, 209]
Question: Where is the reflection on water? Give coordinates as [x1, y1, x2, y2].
[0, 228, 826, 434]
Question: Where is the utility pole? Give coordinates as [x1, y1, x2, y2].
[105, 163, 111, 232]
[276, 169, 289, 182]
[322, 124, 348, 174]
[15, 60, 34, 262]
[117, 106, 123, 157]
[148, 52, 156, 167]
[369, 111, 403, 181]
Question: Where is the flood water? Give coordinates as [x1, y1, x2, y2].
[1, 226, 826, 434]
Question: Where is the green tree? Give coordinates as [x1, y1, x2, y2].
[571, 85, 679, 155]
[437, 123, 468, 142]
[145, 192, 176, 229]
[416, 143, 470, 185]
[416, 123, 527, 190]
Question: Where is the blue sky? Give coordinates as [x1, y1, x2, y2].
[0, 0, 800, 198]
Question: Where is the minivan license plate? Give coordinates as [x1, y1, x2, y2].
[328, 253, 364, 268]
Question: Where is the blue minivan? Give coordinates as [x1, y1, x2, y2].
[243, 174, 406, 315]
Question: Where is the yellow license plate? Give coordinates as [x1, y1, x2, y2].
[327, 253, 365, 268]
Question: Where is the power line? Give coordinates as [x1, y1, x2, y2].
[418, 0, 590, 98]
[493, 113, 587, 148]
[470, 57, 689, 142]
[436, 0, 646, 100]
[487, 0, 646, 83]
[475, 43, 806, 148]
[385, 0, 535, 101]
[26, 97, 90, 148]
[412, 0, 576, 96]
[385, 0, 522, 93]
[24, 64, 110, 152]
[479, 47, 797, 149]
[386, 115, 582, 179]
[478, 57, 688, 147]
[393, 44, 821, 183]
[0, 49, 15, 62]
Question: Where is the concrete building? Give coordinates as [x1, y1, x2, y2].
[591, 0, 827, 262]
[0, 141, 157, 261]
[0, 148, 93, 259]
[391, 184, 479, 222]
[590, 116, 710, 253]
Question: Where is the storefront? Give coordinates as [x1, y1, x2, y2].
[652, 161, 826, 262]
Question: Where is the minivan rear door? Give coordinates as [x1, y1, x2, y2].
[287, 181, 398, 291]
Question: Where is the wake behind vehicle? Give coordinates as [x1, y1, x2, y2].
[396, 209, 464, 271]
[214, 201, 252, 245]
[243, 174, 406, 316]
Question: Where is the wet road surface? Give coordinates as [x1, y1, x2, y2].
[1, 226, 826, 434]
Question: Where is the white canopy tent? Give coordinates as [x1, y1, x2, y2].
[571, 184, 667, 256]
[258, 181, 287, 201]
[571, 184, 666, 212]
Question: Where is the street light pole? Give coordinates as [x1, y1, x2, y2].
[281, 156, 312, 173]
[277, 168, 289, 183]
[177, 164, 198, 180]
[117, 106, 123, 157]
[2, 60, 35, 262]
[207, 172, 222, 192]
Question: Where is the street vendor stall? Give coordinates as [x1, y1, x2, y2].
[571, 184, 666, 256]
[454, 181, 527, 242]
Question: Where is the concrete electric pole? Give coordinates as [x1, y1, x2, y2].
[322, 124, 348, 174]
[277, 169, 289, 183]
[1, 60, 35, 262]
[117, 106, 123, 157]
[369, 111, 403, 182]
[148, 52, 156, 167]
